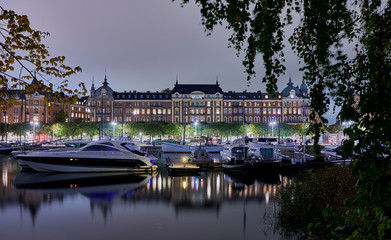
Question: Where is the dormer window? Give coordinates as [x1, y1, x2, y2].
[290, 90, 296, 98]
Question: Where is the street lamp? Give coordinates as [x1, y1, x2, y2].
[269, 121, 277, 137]
[194, 120, 199, 137]
[111, 121, 117, 139]
[30, 121, 39, 142]
[3, 110, 7, 144]
[342, 120, 353, 128]
[139, 132, 142, 143]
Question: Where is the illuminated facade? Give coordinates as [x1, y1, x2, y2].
[0, 76, 309, 125]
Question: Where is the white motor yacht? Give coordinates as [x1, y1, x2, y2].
[14, 140, 157, 173]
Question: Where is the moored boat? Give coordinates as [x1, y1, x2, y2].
[162, 141, 223, 153]
[189, 146, 222, 170]
[13, 140, 157, 173]
[221, 142, 253, 171]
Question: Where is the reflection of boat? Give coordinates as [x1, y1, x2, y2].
[162, 142, 223, 153]
[13, 171, 152, 200]
[14, 140, 157, 173]
[224, 170, 256, 186]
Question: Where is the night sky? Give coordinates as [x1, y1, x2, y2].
[3, 0, 339, 123]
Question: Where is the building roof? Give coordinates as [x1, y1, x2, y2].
[92, 75, 114, 98]
[300, 79, 308, 92]
[281, 77, 303, 98]
[223, 91, 262, 100]
[171, 82, 223, 94]
[113, 91, 171, 100]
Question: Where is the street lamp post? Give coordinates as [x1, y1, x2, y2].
[3, 110, 7, 144]
[30, 121, 39, 142]
[194, 120, 199, 137]
[111, 121, 117, 139]
[139, 132, 142, 143]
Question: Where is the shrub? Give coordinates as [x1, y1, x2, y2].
[277, 166, 357, 239]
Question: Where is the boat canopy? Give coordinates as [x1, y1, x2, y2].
[122, 143, 145, 156]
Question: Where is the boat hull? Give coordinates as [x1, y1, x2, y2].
[15, 155, 156, 173]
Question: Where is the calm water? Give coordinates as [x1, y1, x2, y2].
[0, 153, 294, 240]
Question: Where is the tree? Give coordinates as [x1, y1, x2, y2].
[160, 88, 171, 93]
[248, 123, 267, 137]
[325, 123, 342, 134]
[175, 1, 391, 238]
[0, 7, 86, 110]
[54, 109, 67, 123]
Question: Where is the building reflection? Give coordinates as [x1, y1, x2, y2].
[0, 156, 292, 226]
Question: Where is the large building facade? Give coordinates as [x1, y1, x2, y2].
[0, 76, 309, 125]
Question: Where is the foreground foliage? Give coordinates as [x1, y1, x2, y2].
[0, 6, 86, 110]
[175, 0, 391, 238]
[278, 167, 357, 239]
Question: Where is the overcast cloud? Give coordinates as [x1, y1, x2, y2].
[3, 0, 339, 122]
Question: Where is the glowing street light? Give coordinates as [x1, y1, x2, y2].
[342, 120, 353, 128]
[111, 121, 117, 138]
[30, 121, 39, 141]
[194, 120, 199, 137]
[139, 132, 142, 143]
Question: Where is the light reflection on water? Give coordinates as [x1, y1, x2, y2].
[0, 154, 292, 240]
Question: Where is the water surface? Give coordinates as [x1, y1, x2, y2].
[0, 154, 292, 240]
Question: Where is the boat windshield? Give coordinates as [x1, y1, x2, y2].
[260, 148, 274, 159]
[122, 143, 145, 156]
[82, 145, 119, 151]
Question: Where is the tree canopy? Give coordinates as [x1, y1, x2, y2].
[175, 0, 391, 238]
[0, 7, 86, 110]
